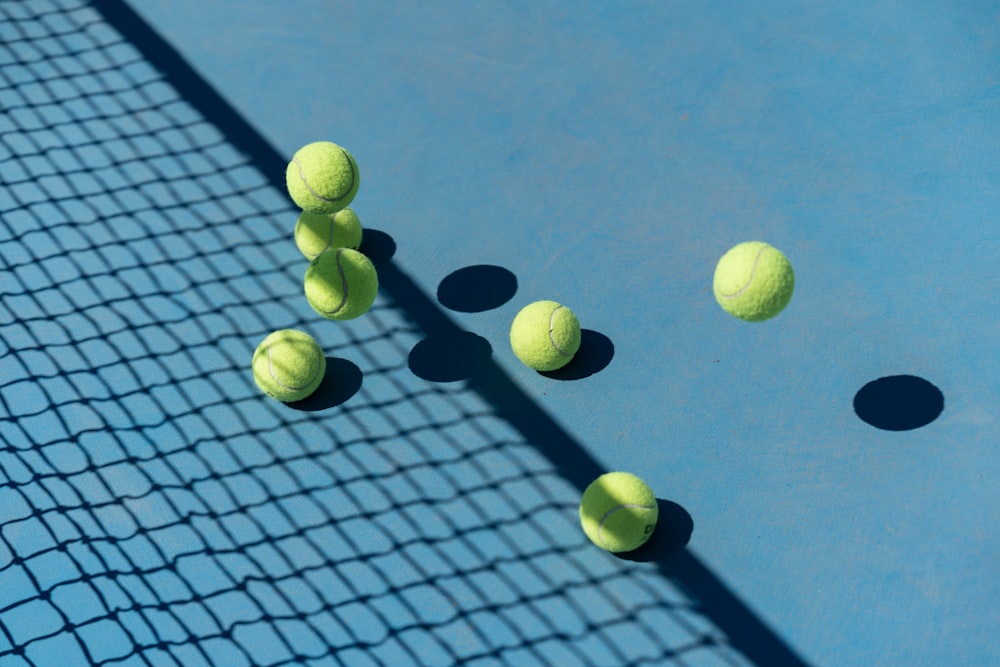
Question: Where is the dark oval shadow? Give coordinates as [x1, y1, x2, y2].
[853, 375, 944, 431]
[409, 331, 493, 383]
[540, 329, 614, 380]
[359, 228, 396, 265]
[288, 357, 363, 411]
[437, 265, 518, 313]
[617, 499, 694, 563]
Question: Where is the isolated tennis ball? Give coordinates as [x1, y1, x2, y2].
[509, 300, 581, 371]
[304, 248, 378, 320]
[713, 241, 794, 321]
[579, 472, 659, 553]
[295, 208, 363, 259]
[286, 141, 360, 214]
[252, 329, 326, 402]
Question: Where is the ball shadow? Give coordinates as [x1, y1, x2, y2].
[358, 228, 397, 265]
[437, 265, 518, 313]
[540, 329, 615, 380]
[853, 375, 944, 431]
[288, 357, 363, 411]
[409, 331, 493, 383]
[617, 499, 694, 563]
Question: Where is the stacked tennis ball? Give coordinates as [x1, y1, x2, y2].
[252, 141, 379, 404]
[288, 141, 379, 322]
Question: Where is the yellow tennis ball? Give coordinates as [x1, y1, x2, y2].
[713, 241, 794, 322]
[286, 141, 360, 214]
[509, 300, 581, 371]
[579, 472, 659, 553]
[303, 248, 378, 320]
[294, 208, 363, 259]
[252, 329, 326, 402]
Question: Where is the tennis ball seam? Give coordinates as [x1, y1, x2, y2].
[321, 215, 336, 255]
[266, 337, 323, 391]
[510, 300, 581, 371]
[315, 248, 350, 317]
[597, 502, 657, 550]
[291, 149, 357, 206]
[548, 306, 574, 357]
[717, 243, 767, 299]
[304, 248, 378, 321]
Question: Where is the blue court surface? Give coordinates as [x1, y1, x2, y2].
[1, 1, 998, 665]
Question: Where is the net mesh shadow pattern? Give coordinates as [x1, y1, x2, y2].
[0, 2, 789, 665]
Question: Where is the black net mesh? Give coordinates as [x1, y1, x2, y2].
[0, 1, 801, 665]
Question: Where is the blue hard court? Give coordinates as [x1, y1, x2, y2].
[0, 1, 997, 666]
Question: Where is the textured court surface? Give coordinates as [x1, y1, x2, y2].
[1, 1, 998, 666]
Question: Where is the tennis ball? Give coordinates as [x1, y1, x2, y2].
[252, 329, 326, 402]
[509, 300, 581, 372]
[579, 472, 659, 553]
[295, 208, 363, 259]
[713, 241, 794, 322]
[286, 141, 360, 214]
[304, 248, 378, 320]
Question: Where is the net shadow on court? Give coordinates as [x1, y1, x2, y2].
[0, 1, 810, 665]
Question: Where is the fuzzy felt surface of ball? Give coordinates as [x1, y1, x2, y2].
[509, 300, 581, 371]
[252, 329, 326, 402]
[304, 248, 378, 320]
[294, 208, 363, 259]
[713, 241, 794, 322]
[286, 141, 360, 214]
[579, 472, 659, 553]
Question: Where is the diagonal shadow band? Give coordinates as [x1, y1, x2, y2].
[93, 2, 812, 665]
[377, 253, 811, 667]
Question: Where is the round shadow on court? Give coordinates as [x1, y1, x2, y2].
[437, 265, 518, 313]
[853, 375, 944, 431]
[359, 228, 396, 265]
[540, 330, 614, 380]
[288, 357, 363, 411]
[617, 499, 694, 563]
[409, 331, 493, 382]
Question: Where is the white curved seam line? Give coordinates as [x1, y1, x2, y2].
[322, 212, 336, 256]
[719, 244, 767, 299]
[321, 248, 349, 316]
[292, 149, 356, 204]
[547, 305, 572, 356]
[597, 502, 657, 549]
[267, 339, 322, 390]
[293, 155, 335, 202]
